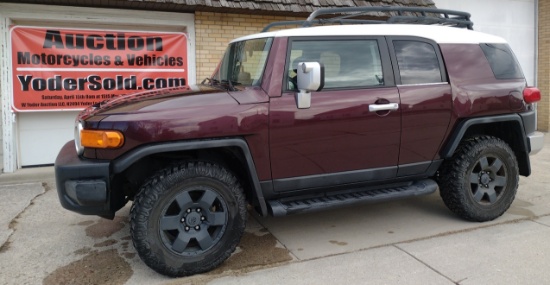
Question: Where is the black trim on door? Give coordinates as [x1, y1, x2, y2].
[272, 166, 398, 192]
[267, 160, 443, 193]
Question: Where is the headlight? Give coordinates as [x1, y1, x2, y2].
[75, 120, 84, 155]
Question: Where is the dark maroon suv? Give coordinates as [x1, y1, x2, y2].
[55, 7, 544, 277]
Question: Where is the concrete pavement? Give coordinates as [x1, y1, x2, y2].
[1, 138, 550, 284]
[205, 217, 550, 285]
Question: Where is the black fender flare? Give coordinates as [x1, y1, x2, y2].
[111, 138, 268, 216]
[440, 113, 531, 176]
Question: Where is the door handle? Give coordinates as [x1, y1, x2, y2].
[369, 103, 399, 112]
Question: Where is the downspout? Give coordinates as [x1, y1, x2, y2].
[535, 0, 539, 129]
[0, 12, 16, 173]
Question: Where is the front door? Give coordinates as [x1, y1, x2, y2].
[269, 37, 401, 192]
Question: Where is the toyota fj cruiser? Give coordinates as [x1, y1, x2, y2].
[55, 7, 544, 277]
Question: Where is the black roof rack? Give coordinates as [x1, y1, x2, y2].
[262, 6, 473, 32]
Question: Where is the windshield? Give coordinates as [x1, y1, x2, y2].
[212, 37, 273, 87]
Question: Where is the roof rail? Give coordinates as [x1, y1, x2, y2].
[262, 6, 473, 32]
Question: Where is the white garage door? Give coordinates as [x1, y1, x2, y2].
[435, 0, 536, 86]
[18, 112, 79, 166]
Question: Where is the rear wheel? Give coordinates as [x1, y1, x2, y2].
[130, 162, 247, 277]
[438, 136, 519, 222]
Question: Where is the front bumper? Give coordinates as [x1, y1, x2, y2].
[55, 141, 115, 218]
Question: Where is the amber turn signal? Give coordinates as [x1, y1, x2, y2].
[80, 130, 124, 149]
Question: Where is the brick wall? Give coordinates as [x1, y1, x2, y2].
[538, 2, 549, 131]
[194, 11, 300, 83]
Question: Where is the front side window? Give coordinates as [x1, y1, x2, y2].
[394, 41, 442, 85]
[213, 37, 273, 86]
[287, 39, 384, 90]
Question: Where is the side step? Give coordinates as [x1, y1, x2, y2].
[267, 179, 438, 216]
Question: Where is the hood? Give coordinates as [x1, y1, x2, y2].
[78, 85, 232, 120]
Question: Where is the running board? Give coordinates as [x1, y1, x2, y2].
[267, 179, 438, 216]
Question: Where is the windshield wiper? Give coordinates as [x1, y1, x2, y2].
[201, 77, 213, 84]
[201, 77, 240, 91]
[202, 77, 226, 89]
[221, 80, 241, 91]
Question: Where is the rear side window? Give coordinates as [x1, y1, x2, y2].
[480, 43, 524, 80]
[393, 41, 443, 85]
[287, 39, 384, 89]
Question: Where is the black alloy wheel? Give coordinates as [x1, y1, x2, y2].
[159, 188, 228, 256]
[438, 136, 519, 222]
[468, 155, 508, 205]
[130, 162, 247, 277]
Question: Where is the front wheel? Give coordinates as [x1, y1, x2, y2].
[438, 136, 519, 222]
[130, 162, 247, 277]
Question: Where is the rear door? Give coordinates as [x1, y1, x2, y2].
[386, 37, 453, 176]
[269, 37, 402, 192]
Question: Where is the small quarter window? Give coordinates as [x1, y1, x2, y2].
[394, 41, 442, 85]
[480, 43, 524, 80]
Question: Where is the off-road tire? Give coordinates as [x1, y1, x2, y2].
[130, 161, 247, 277]
[438, 136, 519, 222]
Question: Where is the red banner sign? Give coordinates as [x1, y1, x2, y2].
[10, 26, 188, 112]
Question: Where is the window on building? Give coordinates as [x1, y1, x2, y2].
[287, 39, 384, 90]
[394, 41, 442, 85]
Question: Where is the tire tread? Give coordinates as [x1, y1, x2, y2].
[130, 161, 247, 277]
[438, 136, 519, 222]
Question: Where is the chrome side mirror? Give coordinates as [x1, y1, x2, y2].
[295, 62, 324, 109]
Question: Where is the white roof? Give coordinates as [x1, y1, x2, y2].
[231, 24, 507, 44]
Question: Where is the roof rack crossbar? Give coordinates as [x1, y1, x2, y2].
[261, 19, 385, 32]
[386, 16, 474, 28]
[262, 6, 473, 32]
[305, 7, 471, 24]
[261, 20, 311, 32]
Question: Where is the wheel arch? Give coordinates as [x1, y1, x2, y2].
[111, 138, 268, 216]
[440, 114, 531, 176]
